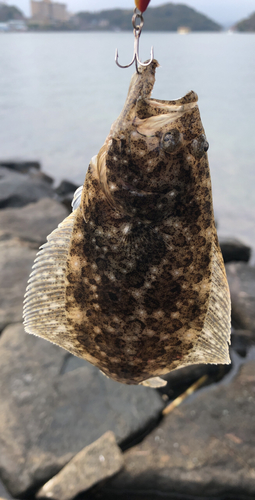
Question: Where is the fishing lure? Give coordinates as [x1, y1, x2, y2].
[135, 0, 151, 13]
[115, 2, 153, 71]
[23, 60, 231, 387]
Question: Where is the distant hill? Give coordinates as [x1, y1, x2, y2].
[73, 3, 222, 32]
[234, 11, 255, 32]
[0, 3, 24, 22]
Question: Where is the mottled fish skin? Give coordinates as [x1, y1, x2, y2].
[24, 60, 231, 385]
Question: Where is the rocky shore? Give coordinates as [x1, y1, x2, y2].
[0, 162, 254, 500]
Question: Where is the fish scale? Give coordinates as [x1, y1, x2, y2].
[23, 60, 231, 387]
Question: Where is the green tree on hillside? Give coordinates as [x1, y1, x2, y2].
[0, 3, 24, 22]
[235, 12, 255, 31]
[73, 3, 222, 32]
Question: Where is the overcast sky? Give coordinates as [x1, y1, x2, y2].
[7, 0, 255, 26]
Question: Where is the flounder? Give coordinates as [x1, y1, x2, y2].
[23, 60, 231, 387]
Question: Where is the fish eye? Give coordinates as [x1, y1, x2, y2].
[162, 129, 182, 154]
[191, 134, 209, 159]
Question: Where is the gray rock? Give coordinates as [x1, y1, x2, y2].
[231, 328, 255, 357]
[36, 431, 124, 500]
[0, 324, 164, 498]
[219, 237, 251, 263]
[226, 262, 255, 332]
[56, 192, 74, 213]
[55, 180, 80, 213]
[159, 363, 229, 402]
[105, 357, 255, 499]
[0, 239, 37, 331]
[0, 479, 12, 500]
[0, 198, 68, 246]
[29, 170, 54, 185]
[0, 199, 69, 331]
[0, 167, 55, 208]
[55, 180, 79, 197]
[0, 160, 40, 174]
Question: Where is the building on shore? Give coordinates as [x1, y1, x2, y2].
[0, 20, 27, 31]
[0, 22, 8, 31]
[30, 0, 69, 25]
[8, 19, 27, 31]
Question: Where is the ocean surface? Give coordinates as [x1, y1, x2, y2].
[0, 32, 254, 256]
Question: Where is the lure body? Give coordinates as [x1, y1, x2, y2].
[135, 0, 151, 13]
[24, 61, 231, 386]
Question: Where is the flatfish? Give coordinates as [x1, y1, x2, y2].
[23, 60, 231, 387]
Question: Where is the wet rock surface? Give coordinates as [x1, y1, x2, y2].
[219, 238, 251, 264]
[55, 179, 80, 212]
[226, 263, 255, 333]
[0, 479, 12, 500]
[0, 160, 41, 174]
[36, 431, 124, 500]
[159, 363, 230, 401]
[104, 352, 255, 500]
[0, 166, 56, 208]
[0, 239, 37, 331]
[55, 179, 79, 197]
[231, 328, 255, 357]
[0, 324, 164, 498]
[0, 197, 69, 331]
[0, 198, 68, 245]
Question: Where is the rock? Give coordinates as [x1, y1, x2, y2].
[29, 170, 54, 185]
[55, 180, 79, 197]
[219, 237, 251, 264]
[57, 192, 74, 213]
[0, 160, 40, 174]
[105, 355, 255, 499]
[160, 363, 228, 401]
[226, 262, 255, 332]
[0, 161, 54, 186]
[231, 328, 255, 357]
[0, 478, 12, 500]
[0, 167, 55, 208]
[36, 431, 124, 500]
[55, 180, 79, 212]
[0, 239, 37, 331]
[156, 362, 231, 406]
[0, 199, 69, 331]
[0, 198, 68, 246]
[0, 324, 164, 498]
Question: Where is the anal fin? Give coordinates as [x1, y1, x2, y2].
[187, 240, 231, 365]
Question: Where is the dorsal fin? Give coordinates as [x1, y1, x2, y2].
[23, 211, 78, 353]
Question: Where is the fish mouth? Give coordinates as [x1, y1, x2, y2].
[135, 91, 198, 135]
[144, 90, 198, 114]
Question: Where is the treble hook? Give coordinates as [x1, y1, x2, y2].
[115, 8, 154, 73]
